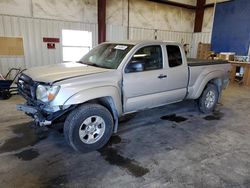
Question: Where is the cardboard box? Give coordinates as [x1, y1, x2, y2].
[197, 43, 211, 59]
[218, 53, 235, 61]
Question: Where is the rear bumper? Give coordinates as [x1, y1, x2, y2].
[16, 104, 52, 126]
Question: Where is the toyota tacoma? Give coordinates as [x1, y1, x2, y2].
[16, 41, 231, 152]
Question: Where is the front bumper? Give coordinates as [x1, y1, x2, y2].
[17, 103, 76, 126]
[16, 104, 52, 126]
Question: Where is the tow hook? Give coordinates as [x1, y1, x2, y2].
[34, 115, 52, 126]
[38, 120, 52, 126]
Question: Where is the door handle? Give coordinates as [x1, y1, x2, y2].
[158, 74, 167, 79]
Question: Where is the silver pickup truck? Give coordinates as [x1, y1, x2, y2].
[16, 41, 231, 152]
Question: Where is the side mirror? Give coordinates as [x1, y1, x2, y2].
[125, 60, 145, 73]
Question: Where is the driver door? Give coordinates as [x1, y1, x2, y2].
[123, 45, 168, 112]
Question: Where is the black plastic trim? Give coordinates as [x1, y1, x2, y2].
[188, 58, 229, 67]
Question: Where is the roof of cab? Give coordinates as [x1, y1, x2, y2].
[103, 40, 180, 45]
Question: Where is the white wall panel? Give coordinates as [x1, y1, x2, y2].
[106, 25, 127, 41]
[33, 0, 97, 23]
[0, 15, 212, 76]
[129, 27, 155, 40]
[0, 15, 98, 76]
[0, 0, 32, 17]
[157, 30, 193, 43]
[202, 7, 215, 32]
[107, 26, 193, 57]
[174, 0, 196, 6]
[107, 0, 195, 32]
[190, 32, 212, 58]
[206, 0, 231, 4]
[107, 25, 194, 58]
[158, 30, 193, 57]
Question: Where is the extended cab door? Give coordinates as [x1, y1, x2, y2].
[123, 44, 188, 113]
[163, 44, 189, 102]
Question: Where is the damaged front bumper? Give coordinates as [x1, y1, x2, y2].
[17, 103, 76, 126]
[16, 104, 52, 126]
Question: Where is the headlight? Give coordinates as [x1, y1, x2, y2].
[36, 85, 60, 102]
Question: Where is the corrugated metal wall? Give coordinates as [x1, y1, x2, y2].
[190, 32, 212, 58]
[0, 15, 212, 76]
[157, 30, 193, 57]
[0, 15, 98, 77]
[157, 30, 193, 43]
[107, 25, 193, 44]
[107, 25, 194, 57]
[129, 27, 155, 40]
[106, 25, 127, 41]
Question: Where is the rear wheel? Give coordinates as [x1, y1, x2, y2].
[64, 103, 114, 152]
[198, 84, 219, 113]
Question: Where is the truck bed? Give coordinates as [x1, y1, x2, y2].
[186, 58, 231, 99]
[187, 58, 229, 66]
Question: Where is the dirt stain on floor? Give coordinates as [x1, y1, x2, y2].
[98, 135, 149, 177]
[14, 148, 39, 161]
[42, 174, 68, 188]
[99, 147, 149, 177]
[161, 114, 188, 123]
[204, 111, 224, 121]
[106, 135, 122, 146]
[0, 122, 48, 153]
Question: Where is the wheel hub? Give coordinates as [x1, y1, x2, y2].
[79, 116, 106, 144]
[86, 125, 96, 133]
[205, 91, 216, 109]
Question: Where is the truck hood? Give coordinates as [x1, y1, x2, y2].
[24, 62, 111, 83]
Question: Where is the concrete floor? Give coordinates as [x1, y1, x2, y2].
[0, 84, 250, 188]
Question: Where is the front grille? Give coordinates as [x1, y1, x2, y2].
[17, 74, 36, 100]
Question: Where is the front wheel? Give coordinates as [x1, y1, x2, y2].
[64, 104, 114, 152]
[198, 84, 219, 113]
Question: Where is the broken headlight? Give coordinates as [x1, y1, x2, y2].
[36, 85, 60, 102]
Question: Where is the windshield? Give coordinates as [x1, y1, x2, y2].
[79, 43, 134, 69]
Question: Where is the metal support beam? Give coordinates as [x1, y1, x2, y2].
[98, 0, 106, 43]
[127, 0, 130, 40]
[194, 0, 206, 32]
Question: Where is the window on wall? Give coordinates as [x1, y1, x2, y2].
[62, 30, 92, 62]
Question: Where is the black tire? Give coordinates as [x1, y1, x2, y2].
[64, 103, 114, 152]
[198, 84, 219, 113]
[0, 90, 11, 100]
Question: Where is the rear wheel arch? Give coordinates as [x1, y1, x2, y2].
[197, 78, 222, 99]
[191, 70, 224, 99]
[207, 78, 223, 97]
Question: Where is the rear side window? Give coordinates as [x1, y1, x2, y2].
[166, 45, 182, 67]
